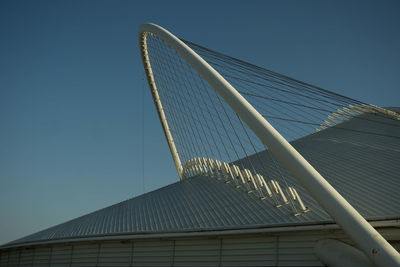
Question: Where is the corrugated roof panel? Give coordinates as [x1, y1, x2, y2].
[3, 110, 399, 247]
[5, 175, 329, 246]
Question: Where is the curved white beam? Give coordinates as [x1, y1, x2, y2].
[138, 23, 400, 266]
[139, 28, 183, 179]
[315, 239, 375, 267]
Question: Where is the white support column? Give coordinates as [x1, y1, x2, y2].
[138, 23, 400, 266]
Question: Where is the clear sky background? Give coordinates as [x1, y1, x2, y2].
[0, 0, 399, 245]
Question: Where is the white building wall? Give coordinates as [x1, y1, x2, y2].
[1, 226, 399, 267]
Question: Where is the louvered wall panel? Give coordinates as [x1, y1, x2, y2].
[19, 248, 34, 266]
[1, 227, 399, 267]
[221, 236, 276, 266]
[277, 232, 322, 266]
[391, 241, 400, 251]
[174, 238, 220, 267]
[132, 240, 173, 267]
[379, 227, 400, 241]
[70, 243, 98, 267]
[51, 245, 73, 267]
[32, 246, 51, 266]
[98, 241, 132, 267]
[0, 251, 7, 266]
[5, 249, 19, 266]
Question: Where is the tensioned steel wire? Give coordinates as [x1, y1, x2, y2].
[184, 40, 400, 136]
[143, 34, 400, 215]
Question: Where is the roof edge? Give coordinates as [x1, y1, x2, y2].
[2, 219, 399, 250]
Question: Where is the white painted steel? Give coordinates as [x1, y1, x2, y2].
[315, 239, 375, 267]
[138, 23, 400, 267]
[139, 32, 183, 179]
[2, 228, 399, 267]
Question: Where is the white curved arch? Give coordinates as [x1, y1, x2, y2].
[138, 23, 400, 266]
[316, 104, 400, 132]
[139, 27, 183, 178]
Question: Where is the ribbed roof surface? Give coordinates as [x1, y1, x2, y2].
[3, 109, 400, 247]
[244, 108, 400, 220]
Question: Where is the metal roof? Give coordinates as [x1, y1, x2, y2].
[3, 110, 400, 247]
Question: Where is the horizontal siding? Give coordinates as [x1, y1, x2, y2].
[97, 241, 131, 267]
[221, 236, 276, 267]
[174, 238, 219, 266]
[19, 248, 34, 266]
[132, 240, 173, 266]
[51, 245, 73, 265]
[5, 250, 19, 266]
[33, 247, 51, 266]
[70, 243, 98, 267]
[1, 227, 399, 266]
[391, 241, 400, 251]
[0, 252, 8, 266]
[379, 227, 400, 240]
[97, 241, 131, 266]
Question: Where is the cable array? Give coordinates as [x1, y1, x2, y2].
[143, 34, 400, 216]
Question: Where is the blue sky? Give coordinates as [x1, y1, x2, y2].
[0, 0, 399, 245]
